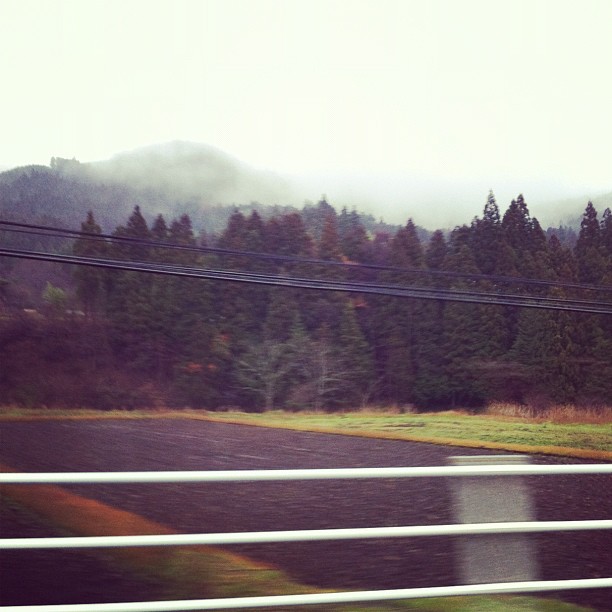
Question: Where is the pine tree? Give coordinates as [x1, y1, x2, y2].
[151, 214, 169, 242]
[263, 288, 301, 343]
[114, 205, 151, 260]
[318, 213, 343, 261]
[166, 217, 227, 406]
[300, 212, 345, 334]
[244, 211, 266, 256]
[577, 201, 601, 252]
[510, 299, 580, 405]
[107, 272, 155, 371]
[390, 219, 424, 270]
[410, 230, 449, 407]
[170, 214, 196, 247]
[105, 207, 158, 374]
[338, 208, 371, 263]
[501, 194, 549, 278]
[575, 201, 605, 284]
[301, 197, 337, 242]
[472, 190, 507, 275]
[335, 301, 375, 407]
[548, 234, 577, 281]
[425, 230, 447, 273]
[146, 213, 201, 382]
[216, 210, 266, 338]
[264, 213, 314, 259]
[72, 211, 107, 317]
[372, 219, 425, 406]
[601, 208, 612, 258]
[439, 244, 487, 408]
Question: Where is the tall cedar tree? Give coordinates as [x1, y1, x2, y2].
[105, 206, 156, 373]
[438, 237, 487, 407]
[305, 212, 345, 333]
[511, 214, 583, 405]
[471, 191, 509, 275]
[510, 291, 581, 405]
[575, 201, 605, 284]
[570, 202, 612, 402]
[338, 208, 372, 263]
[411, 231, 449, 407]
[301, 198, 337, 241]
[375, 219, 424, 404]
[335, 301, 375, 407]
[72, 210, 106, 317]
[216, 210, 265, 339]
[263, 212, 315, 365]
[601, 207, 612, 258]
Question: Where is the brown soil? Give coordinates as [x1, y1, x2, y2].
[1, 419, 610, 610]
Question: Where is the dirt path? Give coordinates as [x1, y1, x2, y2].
[1, 419, 610, 610]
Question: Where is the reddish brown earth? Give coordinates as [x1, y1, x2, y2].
[1, 419, 610, 610]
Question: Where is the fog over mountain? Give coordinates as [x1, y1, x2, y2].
[84, 141, 610, 230]
[3, 1, 611, 233]
[86, 141, 297, 210]
[3, 140, 610, 233]
[296, 171, 612, 230]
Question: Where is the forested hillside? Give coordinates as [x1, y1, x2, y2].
[1, 191, 611, 412]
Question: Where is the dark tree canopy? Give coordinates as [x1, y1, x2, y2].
[3, 193, 612, 412]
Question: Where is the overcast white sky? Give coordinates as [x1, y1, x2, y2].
[1, 0, 611, 224]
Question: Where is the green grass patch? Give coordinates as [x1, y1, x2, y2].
[195, 410, 612, 460]
[1, 406, 610, 459]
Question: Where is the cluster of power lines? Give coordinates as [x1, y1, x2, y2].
[1, 220, 611, 315]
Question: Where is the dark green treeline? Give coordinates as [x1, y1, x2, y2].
[2, 194, 612, 411]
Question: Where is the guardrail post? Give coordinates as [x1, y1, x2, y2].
[449, 455, 538, 584]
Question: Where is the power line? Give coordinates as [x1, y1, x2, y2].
[2, 219, 610, 295]
[2, 246, 611, 315]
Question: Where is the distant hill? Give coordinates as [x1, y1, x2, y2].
[0, 142, 402, 236]
[1, 141, 609, 239]
[83, 141, 300, 211]
[0, 163, 152, 231]
[0, 143, 298, 233]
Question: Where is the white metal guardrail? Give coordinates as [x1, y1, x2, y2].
[2, 463, 612, 484]
[1, 461, 611, 611]
[2, 580, 612, 612]
[3, 520, 612, 550]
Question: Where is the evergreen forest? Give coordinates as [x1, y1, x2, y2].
[1, 191, 612, 412]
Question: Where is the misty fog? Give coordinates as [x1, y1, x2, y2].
[78, 141, 612, 231]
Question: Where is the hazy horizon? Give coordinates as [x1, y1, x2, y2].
[1, 1, 611, 229]
[2, 137, 610, 231]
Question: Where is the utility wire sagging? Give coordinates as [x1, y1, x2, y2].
[0, 223, 611, 314]
[2, 219, 611, 295]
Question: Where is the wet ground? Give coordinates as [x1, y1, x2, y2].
[1, 419, 610, 610]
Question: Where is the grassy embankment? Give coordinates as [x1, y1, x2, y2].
[1, 404, 610, 459]
[198, 407, 612, 460]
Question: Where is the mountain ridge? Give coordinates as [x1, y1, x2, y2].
[85, 140, 300, 208]
[1, 140, 610, 234]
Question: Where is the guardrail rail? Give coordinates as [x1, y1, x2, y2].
[1, 458, 611, 611]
